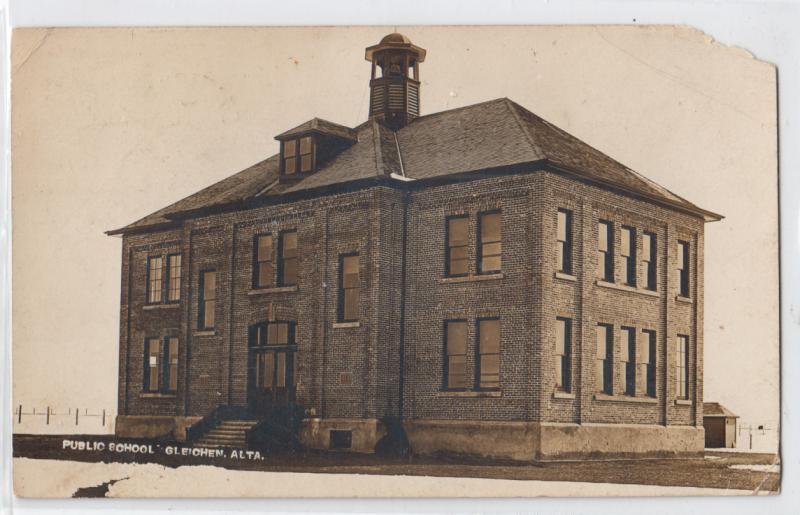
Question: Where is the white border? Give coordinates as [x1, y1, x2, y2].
[1, 1, 798, 514]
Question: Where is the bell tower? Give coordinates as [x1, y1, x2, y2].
[365, 33, 427, 130]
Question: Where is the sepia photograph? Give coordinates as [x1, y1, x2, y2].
[9, 24, 780, 499]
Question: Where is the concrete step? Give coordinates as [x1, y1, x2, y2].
[196, 438, 246, 447]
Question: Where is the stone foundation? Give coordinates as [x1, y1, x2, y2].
[299, 418, 386, 453]
[404, 419, 704, 461]
[115, 415, 202, 441]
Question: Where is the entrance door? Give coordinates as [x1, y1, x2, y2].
[247, 322, 296, 416]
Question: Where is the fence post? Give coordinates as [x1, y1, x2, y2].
[102, 409, 106, 426]
[17, 405, 21, 424]
[76, 407, 79, 426]
[46, 407, 50, 425]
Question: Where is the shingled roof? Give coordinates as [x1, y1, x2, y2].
[107, 98, 721, 235]
[704, 402, 739, 418]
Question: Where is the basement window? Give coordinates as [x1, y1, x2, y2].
[330, 430, 352, 449]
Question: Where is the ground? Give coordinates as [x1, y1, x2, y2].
[12, 435, 780, 498]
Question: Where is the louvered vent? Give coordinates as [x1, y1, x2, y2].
[407, 82, 419, 117]
[388, 83, 405, 110]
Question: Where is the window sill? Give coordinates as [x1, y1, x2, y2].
[143, 303, 180, 311]
[438, 273, 504, 284]
[193, 330, 216, 337]
[674, 398, 693, 406]
[332, 321, 360, 329]
[675, 295, 693, 304]
[140, 393, 176, 399]
[595, 280, 659, 298]
[553, 391, 576, 400]
[248, 285, 299, 296]
[594, 393, 658, 404]
[554, 272, 577, 282]
[436, 390, 502, 398]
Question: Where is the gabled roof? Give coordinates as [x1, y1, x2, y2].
[107, 98, 722, 235]
[704, 402, 739, 418]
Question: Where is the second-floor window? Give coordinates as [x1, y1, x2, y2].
[146, 256, 164, 304]
[677, 241, 690, 297]
[557, 209, 573, 274]
[198, 270, 216, 330]
[282, 136, 314, 175]
[621, 227, 636, 286]
[642, 232, 657, 291]
[338, 254, 360, 322]
[144, 337, 179, 394]
[166, 254, 181, 302]
[597, 221, 614, 282]
[478, 212, 502, 274]
[446, 216, 468, 277]
[278, 231, 298, 286]
[676, 335, 689, 399]
[254, 234, 274, 289]
[555, 317, 572, 392]
[621, 326, 636, 396]
[596, 323, 613, 394]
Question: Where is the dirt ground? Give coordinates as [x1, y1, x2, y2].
[12, 434, 780, 493]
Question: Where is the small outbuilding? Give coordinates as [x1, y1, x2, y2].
[703, 402, 739, 448]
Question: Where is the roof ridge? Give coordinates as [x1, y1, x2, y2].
[403, 97, 509, 126]
[503, 98, 546, 161]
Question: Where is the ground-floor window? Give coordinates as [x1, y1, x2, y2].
[143, 336, 178, 393]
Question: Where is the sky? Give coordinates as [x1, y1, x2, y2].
[10, 26, 778, 447]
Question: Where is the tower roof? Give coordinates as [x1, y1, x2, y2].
[365, 32, 426, 62]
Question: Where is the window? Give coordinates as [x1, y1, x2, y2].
[251, 321, 296, 347]
[477, 318, 501, 389]
[557, 209, 573, 274]
[338, 254, 360, 322]
[444, 320, 467, 390]
[597, 221, 614, 282]
[642, 329, 657, 397]
[642, 232, 657, 291]
[254, 234, 274, 289]
[278, 231, 298, 286]
[596, 323, 613, 394]
[446, 216, 468, 277]
[555, 317, 572, 392]
[677, 241, 690, 297]
[621, 227, 636, 286]
[144, 337, 178, 393]
[478, 212, 502, 274]
[281, 136, 315, 175]
[621, 326, 636, 396]
[676, 335, 689, 399]
[166, 254, 182, 302]
[282, 139, 296, 175]
[198, 270, 216, 329]
[146, 256, 164, 304]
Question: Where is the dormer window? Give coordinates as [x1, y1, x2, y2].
[282, 135, 314, 176]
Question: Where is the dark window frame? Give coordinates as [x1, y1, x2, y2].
[555, 317, 572, 392]
[621, 326, 636, 396]
[165, 253, 182, 303]
[557, 209, 573, 275]
[643, 329, 657, 397]
[277, 230, 298, 287]
[596, 323, 614, 394]
[445, 215, 469, 277]
[476, 317, 501, 391]
[145, 255, 164, 305]
[643, 232, 657, 291]
[477, 210, 502, 275]
[198, 269, 216, 330]
[621, 226, 637, 286]
[678, 240, 690, 297]
[442, 319, 468, 391]
[252, 233, 275, 289]
[337, 253, 360, 323]
[598, 220, 615, 282]
[677, 334, 689, 399]
[143, 336, 179, 394]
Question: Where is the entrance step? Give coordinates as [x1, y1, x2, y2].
[193, 419, 259, 449]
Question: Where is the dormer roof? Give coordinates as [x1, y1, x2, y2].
[275, 117, 357, 142]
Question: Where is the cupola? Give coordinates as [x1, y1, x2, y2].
[365, 33, 427, 130]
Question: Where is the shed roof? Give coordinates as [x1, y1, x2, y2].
[704, 402, 739, 418]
